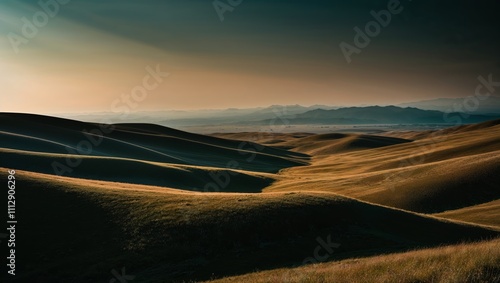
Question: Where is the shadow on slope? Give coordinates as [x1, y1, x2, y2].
[6, 169, 498, 283]
[265, 121, 500, 216]
[363, 151, 500, 213]
[0, 113, 308, 174]
[278, 133, 412, 155]
[0, 148, 274, 193]
[207, 239, 500, 283]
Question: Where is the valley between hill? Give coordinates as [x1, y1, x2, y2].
[1, 113, 499, 282]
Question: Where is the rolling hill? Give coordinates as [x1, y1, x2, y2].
[0, 113, 307, 192]
[1, 113, 499, 282]
[207, 238, 500, 283]
[2, 169, 498, 282]
[265, 119, 500, 215]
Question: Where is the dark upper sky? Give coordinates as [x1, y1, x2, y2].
[1, 0, 499, 113]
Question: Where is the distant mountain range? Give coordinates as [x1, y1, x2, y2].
[398, 96, 500, 114]
[267, 106, 500, 125]
[157, 105, 338, 127]
[57, 102, 500, 128]
[57, 105, 338, 126]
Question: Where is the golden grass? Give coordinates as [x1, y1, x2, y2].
[1, 114, 500, 282]
[207, 238, 500, 283]
[436, 199, 500, 229]
[264, 123, 500, 214]
[3, 168, 497, 282]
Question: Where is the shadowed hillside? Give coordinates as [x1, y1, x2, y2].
[4, 169, 498, 283]
[0, 113, 307, 172]
[207, 238, 500, 283]
[0, 113, 308, 192]
[1, 114, 499, 282]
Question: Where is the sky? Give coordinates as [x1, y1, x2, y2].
[1, 0, 499, 114]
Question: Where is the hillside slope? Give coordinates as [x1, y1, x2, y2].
[435, 199, 500, 228]
[0, 113, 308, 192]
[3, 169, 498, 282]
[207, 238, 500, 283]
[265, 120, 500, 214]
[0, 113, 307, 173]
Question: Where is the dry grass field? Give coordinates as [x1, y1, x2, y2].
[1, 113, 499, 282]
[207, 239, 500, 283]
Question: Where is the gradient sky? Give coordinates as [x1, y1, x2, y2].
[1, 0, 499, 114]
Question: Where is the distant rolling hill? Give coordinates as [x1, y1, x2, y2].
[213, 133, 412, 155]
[268, 133, 412, 155]
[265, 119, 500, 217]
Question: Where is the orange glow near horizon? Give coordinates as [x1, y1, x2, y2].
[1, 1, 498, 114]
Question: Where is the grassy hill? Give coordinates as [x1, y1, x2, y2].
[0, 113, 308, 192]
[3, 169, 498, 282]
[265, 119, 500, 215]
[206, 238, 500, 283]
[0, 113, 307, 172]
[435, 199, 500, 228]
[1, 113, 499, 282]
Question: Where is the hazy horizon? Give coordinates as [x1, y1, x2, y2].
[0, 102, 423, 116]
[2, 0, 500, 114]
